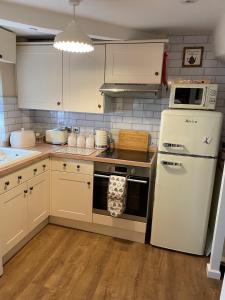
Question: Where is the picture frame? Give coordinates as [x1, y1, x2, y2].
[182, 47, 204, 67]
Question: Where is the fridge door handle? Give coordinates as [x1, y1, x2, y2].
[161, 161, 182, 167]
[163, 142, 184, 149]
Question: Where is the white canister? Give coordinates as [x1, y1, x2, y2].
[10, 128, 36, 148]
[86, 134, 95, 149]
[68, 131, 77, 147]
[95, 130, 108, 149]
[77, 134, 86, 148]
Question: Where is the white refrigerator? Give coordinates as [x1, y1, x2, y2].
[151, 109, 223, 255]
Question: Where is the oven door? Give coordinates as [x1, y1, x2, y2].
[169, 85, 206, 109]
[93, 172, 149, 222]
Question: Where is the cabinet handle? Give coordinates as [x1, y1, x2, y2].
[42, 164, 46, 170]
[155, 72, 159, 76]
[77, 165, 80, 169]
[87, 182, 91, 187]
[29, 187, 33, 193]
[63, 163, 67, 168]
[24, 190, 28, 194]
[0, 54, 2, 59]
[33, 168, 37, 174]
[98, 104, 102, 109]
[57, 101, 61, 106]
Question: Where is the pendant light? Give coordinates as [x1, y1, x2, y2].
[53, 0, 94, 53]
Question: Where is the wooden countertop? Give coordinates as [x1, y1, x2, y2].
[0, 143, 157, 177]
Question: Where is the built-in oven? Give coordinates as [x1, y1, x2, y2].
[93, 162, 151, 222]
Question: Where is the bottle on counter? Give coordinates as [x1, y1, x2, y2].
[77, 134, 86, 148]
[68, 128, 77, 147]
[86, 134, 95, 149]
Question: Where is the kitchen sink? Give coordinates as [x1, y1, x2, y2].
[0, 147, 41, 168]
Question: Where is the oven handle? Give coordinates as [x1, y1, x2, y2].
[94, 173, 148, 184]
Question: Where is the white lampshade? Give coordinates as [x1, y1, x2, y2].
[53, 19, 94, 53]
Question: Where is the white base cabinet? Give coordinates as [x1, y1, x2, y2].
[51, 171, 93, 222]
[0, 160, 50, 256]
[27, 172, 50, 232]
[0, 183, 27, 255]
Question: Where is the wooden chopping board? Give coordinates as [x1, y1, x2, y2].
[118, 130, 149, 152]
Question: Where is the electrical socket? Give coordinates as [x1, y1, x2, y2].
[73, 127, 80, 133]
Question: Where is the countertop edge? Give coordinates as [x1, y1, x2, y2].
[0, 144, 157, 177]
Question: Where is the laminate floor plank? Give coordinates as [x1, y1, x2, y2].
[0, 225, 222, 300]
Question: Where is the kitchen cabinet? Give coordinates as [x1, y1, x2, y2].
[0, 28, 16, 64]
[51, 171, 93, 222]
[105, 43, 164, 84]
[63, 44, 105, 113]
[27, 172, 50, 231]
[0, 159, 50, 255]
[17, 45, 63, 110]
[0, 183, 28, 255]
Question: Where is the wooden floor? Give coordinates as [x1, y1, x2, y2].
[0, 225, 222, 300]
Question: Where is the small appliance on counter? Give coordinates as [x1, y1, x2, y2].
[10, 128, 36, 148]
[45, 128, 68, 145]
[95, 129, 108, 149]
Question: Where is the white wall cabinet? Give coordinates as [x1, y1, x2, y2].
[63, 44, 105, 113]
[105, 43, 164, 84]
[27, 172, 50, 232]
[51, 171, 93, 222]
[0, 28, 16, 64]
[17, 45, 63, 110]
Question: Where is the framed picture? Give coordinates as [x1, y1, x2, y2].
[182, 47, 204, 67]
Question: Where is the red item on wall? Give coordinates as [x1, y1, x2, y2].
[162, 52, 168, 88]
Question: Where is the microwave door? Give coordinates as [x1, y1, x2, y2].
[174, 87, 204, 106]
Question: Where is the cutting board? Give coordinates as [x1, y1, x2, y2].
[118, 130, 149, 152]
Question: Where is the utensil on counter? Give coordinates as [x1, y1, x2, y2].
[10, 128, 36, 148]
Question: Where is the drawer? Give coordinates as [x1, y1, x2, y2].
[27, 158, 50, 177]
[51, 158, 93, 175]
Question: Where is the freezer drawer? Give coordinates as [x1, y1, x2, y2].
[158, 109, 222, 157]
[151, 153, 217, 255]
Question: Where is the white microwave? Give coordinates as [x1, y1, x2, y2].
[169, 83, 217, 110]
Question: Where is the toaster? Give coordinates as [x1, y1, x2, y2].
[45, 129, 68, 145]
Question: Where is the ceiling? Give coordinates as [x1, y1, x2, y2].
[2, 0, 225, 33]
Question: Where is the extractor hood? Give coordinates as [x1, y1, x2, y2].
[99, 83, 162, 99]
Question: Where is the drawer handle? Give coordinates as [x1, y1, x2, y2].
[29, 187, 33, 193]
[77, 165, 80, 169]
[33, 168, 37, 174]
[42, 164, 46, 170]
[18, 176, 22, 182]
[24, 190, 28, 194]
[87, 181, 91, 187]
[4, 181, 10, 189]
[63, 163, 67, 168]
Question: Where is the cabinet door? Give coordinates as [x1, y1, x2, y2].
[105, 43, 164, 84]
[63, 44, 105, 113]
[0, 28, 16, 63]
[27, 172, 50, 232]
[51, 171, 93, 222]
[17, 45, 63, 110]
[0, 183, 28, 255]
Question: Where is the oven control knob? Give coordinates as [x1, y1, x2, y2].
[131, 168, 136, 175]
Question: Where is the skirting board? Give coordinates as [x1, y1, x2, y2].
[206, 263, 221, 280]
[2, 218, 48, 265]
[49, 216, 146, 243]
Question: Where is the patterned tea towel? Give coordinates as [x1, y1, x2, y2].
[107, 175, 127, 217]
